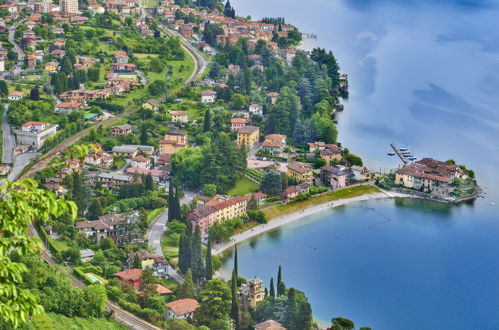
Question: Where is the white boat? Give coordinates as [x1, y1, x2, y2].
[399, 147, 408, 151]
[388, 152, 395, 156]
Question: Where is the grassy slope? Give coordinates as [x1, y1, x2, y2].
[32, 313, 126, 330]
[228, 177, 259, 196]
[264, 185, 381, 219]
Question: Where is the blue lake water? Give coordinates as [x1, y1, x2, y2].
[220, 0, 499, 328]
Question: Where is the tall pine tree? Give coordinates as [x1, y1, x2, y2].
[269, 277, 275, 299]
[234, 245, 238, 278]
[230, 269, 240, 329]
[203, 109, 211, 132]
[191, 225, 204, 283]
[205, 238, 213, 281]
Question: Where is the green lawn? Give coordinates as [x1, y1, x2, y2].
[161, 230, 180, 265]
[33, 313, 126, 330]
[264, 185, 381, 220]
[228, 178, 260, 196]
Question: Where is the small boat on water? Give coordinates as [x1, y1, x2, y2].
[409, 157, 417, 161]
[399, 147, 408, 151]
[388, 152, 395, 156]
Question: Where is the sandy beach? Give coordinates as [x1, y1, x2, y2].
[212, 190, 411, 255]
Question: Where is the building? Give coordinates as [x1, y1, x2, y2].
[55, 101, 83, 114]
[287, 162, 313, 185]
[249, 104, 263, 116]
[122, 144, 155, 155]
[237, 126, 260, 148]
[75, 214, 125, 243]
[0, 56, 4, 72]
[127, 249, 171, 278]
[44, 62, 58, 72]
[239, 277, 264, 310]
[320, 165, 349, 189]
[113, 269, 143, 287]
[201, 90, 217, 104]
[165, 298, 200, 319]
[8, 91, 24, 101]
[159, 129, 187, 154]
[142, 99, 159, 111]
[60, 0, 78, 14]
[84, 148, 113, 167]
[112, 145, 139, 158]
[170, 110, 188, 123]
[80, 249, 95, 262]
[15, 122, 57, 150]
[254, 320, 286, 330]
[131, 156, 151, 169]
[231, 117, 247, 131]
[266, 92, 279, 105]
[262, 134, 286, 155]
[126, 168, 168, 182]
[281, 186, 299, 200]
[395, 158, 466, 195]
[113, 51, 129, 64]
[94, 172, 132, 188]
[111, 124, 133, 137]
[319, 145, 342, 165]
[187, 205, 217, 232]
[351, 165, 374, 181]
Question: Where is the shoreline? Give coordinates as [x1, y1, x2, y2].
[212, 190, 411, 256]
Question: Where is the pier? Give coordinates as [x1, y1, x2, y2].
[390, 144, 409, 164]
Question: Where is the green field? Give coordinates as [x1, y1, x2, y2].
[33, 313, 126, 330]
[228, 178, 260, 196]
[264, 185, 381, 219]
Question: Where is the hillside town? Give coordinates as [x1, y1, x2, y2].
[0, 0, 478, 330]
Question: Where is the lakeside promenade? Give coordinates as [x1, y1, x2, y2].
[212, 190, 411, 255]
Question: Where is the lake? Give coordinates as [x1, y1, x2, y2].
[220, 0, 499, 329]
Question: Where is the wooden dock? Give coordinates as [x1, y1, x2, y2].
[390, 144, 409, 164]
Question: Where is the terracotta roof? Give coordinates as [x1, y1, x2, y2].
[201, 90, 217, 96]
[266, 92, 279, 97]
[113, 269, 143, 282]
[255, 320, 286, 330]
[170, 110, 188, 116]
[9, 91, 24, 97]
[166, 298, 200, 316]
[231, 117, 247, 124]
[132, 156, 150, 162]
[155, 284, 173, 294]
[22, 121, 44, 126]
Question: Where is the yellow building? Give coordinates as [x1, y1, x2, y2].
[237, 126, 260, 148]
[212, 196, 248, 221]
[240, 277, 264, 310]
[44, 62, 58, 73]
[142, 99, 159, 111]
[159, 129, 187, 154]
[287, 162, 313, 185]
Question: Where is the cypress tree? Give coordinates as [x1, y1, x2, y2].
[178, 233, 189, 274]
[234, 245, 238, 278]
[269, 277, 275, 299]
[191, 225, 204, 283]
[205, 238, 213, 281]
[286, 288, 297, 329]
[203, 109, 211, 132]
[145, 173, 153, 191]
[264, 287, 268, 297]
[277, 265, 282, 293]
[0, 80, 8, 96]
[278, 281, 286, 297]
[230, 269, 240, 328]
[87, 199, 103, 220]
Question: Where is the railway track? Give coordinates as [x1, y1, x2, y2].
[19, 25, 208, 330]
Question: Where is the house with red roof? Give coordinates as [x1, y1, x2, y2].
[113, 269, 143, 287]
[165, 298, 200, 319]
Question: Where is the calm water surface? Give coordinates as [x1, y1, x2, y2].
[221, 0, 499, 329]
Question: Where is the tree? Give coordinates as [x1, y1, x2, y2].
[260, 171, 282, 197]
[138, 268, 157, 307]
[230, 270, 240, 328]
[277, 265, 285, 296]
[85, 284, 107, 317]
[205, 239, 213, 281]
[148, 80, 167, 96]
[191, 225, 204, 283]
[234, 245, 238, 278]
[140, 124, 148, 145]
[165, 318, 195, 330]
[0, 80, 8, 96]
[203, 110, 211, 132]
[29, 88, 40, 101]
[0, 179, 76, 328]
[269, 277, 275, 299]
[87, 199, 103, 220]
[202, 184, 217, 197]
[61, 247, 81, 265]
[176, 269, 195, 299]
[132, 253, 141, 269]
[195, 279, 232, 329]
[178, 231, 191, 274]
[231, 93, 246, 109]
[71, 172, 85, 216]
[145, 173, 153, 191]
[331, 317, 355, 330]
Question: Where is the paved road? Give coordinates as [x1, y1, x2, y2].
[2, 104, 15, 164]
[146, 189, 195, 282]
[1, 24, 25, 80]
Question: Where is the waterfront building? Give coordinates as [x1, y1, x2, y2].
[287, 162, 313, 185]
[239, 277, 264, 309]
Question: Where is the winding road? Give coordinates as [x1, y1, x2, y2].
[17, 22, 209, 330]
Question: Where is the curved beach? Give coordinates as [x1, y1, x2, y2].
[212, 190, 411, 255]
